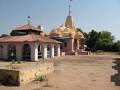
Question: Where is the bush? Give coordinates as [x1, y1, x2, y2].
[35, 75, 46, 81]
[16, 60, 21, 64]
[112, 41, 120, 52]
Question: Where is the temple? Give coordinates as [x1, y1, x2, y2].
[0, 24, 61, 61]
[49, 15, 86, 55]
[49, 0, 86, 55]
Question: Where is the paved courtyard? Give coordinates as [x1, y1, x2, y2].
[0, 54, 120, 90]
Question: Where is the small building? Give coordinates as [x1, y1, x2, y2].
[49, 15, 86, 55]
[0, 24, 61, 61]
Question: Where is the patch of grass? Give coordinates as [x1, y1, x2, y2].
[33, 88, 41, 90]
[16, 60, 21, 64]
[35, 75, 47, 82]
[10, 60, 21, 65]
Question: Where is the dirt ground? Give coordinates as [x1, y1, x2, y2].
[0, 54, 120, 90]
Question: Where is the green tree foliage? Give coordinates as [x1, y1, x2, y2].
[86, 30, 100, 51]
[77, 28, 83, 33]
[112, 41, 120, 52]
[99, 31, 114, 51]
[77, 28, 88, 39]
[77, 28, 119, 52]
[86, 30, 114, 52]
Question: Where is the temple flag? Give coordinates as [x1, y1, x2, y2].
[28, 16, 30, 19]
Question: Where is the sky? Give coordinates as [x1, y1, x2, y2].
[0, 0, 120, 40]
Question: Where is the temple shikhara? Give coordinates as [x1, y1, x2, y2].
[50, 15, 86, 55]
[49, 0, 86, 55]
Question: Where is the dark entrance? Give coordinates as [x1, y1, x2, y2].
[8, 44, 16, 60]
[23, 44, 31, 60]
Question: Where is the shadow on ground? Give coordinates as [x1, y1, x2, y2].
[111, 58, 120, 86]
[117, 52, 120, 55]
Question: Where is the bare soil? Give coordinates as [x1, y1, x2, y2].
[0, 54, 120, 90]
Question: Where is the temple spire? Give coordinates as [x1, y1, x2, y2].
[65, 0, 74, 28]
[69, 0, 72, 16]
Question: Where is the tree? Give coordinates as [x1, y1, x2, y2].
[86, 30, 100, 51]
[99, 31, 114, 51]
[112, 41, 120, 52]
[78, 28, 116, 52]
[100, 31, 114, 41]
[77, 28, 83, 33]
[77, 28, 88, 39]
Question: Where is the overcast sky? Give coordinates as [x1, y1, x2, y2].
[0, 0, 120, 40]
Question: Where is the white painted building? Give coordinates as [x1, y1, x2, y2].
[0, 24, 61, 61]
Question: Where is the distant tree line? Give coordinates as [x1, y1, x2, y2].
[77, 28, 120, 52]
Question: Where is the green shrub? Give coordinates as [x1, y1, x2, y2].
[16, 60, 21, 64]
[35, 75, 46, 81]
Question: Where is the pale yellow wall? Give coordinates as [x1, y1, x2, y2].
[0, 62, 54, 86]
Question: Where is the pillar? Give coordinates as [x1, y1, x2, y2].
[16, 43, 22, 60]
[77, 39, 80, 50]
[70, 38, 74, 52]
[81, 39, 84, 50]
[57, 44, 60, 57]
[31, 43, 38, 61]
[3, 43, 8, 59]
[43, 44, 47, 59]
[50, 44, 54, 58]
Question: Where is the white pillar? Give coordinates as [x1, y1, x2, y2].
[57, 44, 60, 57]
[43, 44, 47, 59]
[51, 44, 54, 58]
[16, 43, 22, 60]
[70, 38, 74, 52]
[31, 43, 38, 61]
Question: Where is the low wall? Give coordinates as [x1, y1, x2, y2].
[0, 69, 20, 86]
[20, 62, 54, 84]
[78, 51, 90, 55]
[0, 62, 54, 86]
[65, 52, 78, 55]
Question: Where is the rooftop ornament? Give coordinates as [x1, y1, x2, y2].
[27, 16, 31, 25]
[69, 0, 73, 16]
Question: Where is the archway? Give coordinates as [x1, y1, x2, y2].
[47, 45, 51, 58]
[54, 45, 58, 56]
[8, 44, 16, 60]
[38, 45, 42, 59]
[0, 45, 3, 59]
[23, 44, 31, 60]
